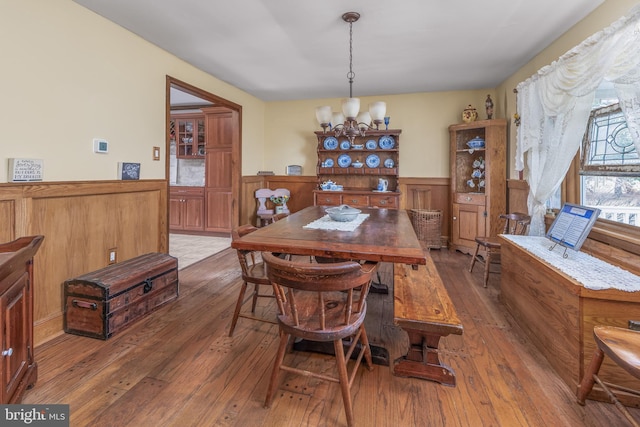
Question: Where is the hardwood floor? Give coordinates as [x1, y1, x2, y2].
[24, 248, 637, 426]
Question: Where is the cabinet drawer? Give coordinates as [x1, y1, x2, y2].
[455, 192, 486, 205]
[315, 192, 342, 206]
[341, 194, 369, 207]
[370, 195, 398, 209]
[170, 186, 204, 197]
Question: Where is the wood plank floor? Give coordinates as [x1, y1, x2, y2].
[24, 247, 638, 426]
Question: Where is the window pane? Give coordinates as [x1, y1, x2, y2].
[581, 175, 640, 227]
[585, 109, 639, 167]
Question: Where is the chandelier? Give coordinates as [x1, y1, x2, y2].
[315, 12, 387, 144]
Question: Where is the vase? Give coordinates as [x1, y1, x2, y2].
[275, 205, 285, 214]
[462, 105, 478, 123]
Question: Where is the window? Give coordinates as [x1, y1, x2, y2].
[579, 101, 640, 227]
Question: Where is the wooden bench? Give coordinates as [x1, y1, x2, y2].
[393, 258, 463, 386]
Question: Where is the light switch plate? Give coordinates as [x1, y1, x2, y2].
[93, 138, 108, 153]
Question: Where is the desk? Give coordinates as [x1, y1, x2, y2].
[500, 236, 640, 405]
[232, 206, 427, 366]
[232, 206, 426, 265]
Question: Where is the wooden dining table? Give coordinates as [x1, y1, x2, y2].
[231, 205, 426, 266]
[231, 205, 427, 366]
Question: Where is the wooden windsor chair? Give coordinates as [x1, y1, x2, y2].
[262, 252, 378, 427]
[468, 212, 531, 287]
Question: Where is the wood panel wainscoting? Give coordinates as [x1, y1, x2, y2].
[240, 176, 451, 243]
[0, 180, 168, 346]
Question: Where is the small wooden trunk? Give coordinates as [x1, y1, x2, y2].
[64, 252, 179, 339]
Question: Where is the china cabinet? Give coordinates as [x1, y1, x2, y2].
[314, 129, 401, 209]
[449, 119, 506, 255]
[171, 114, 205, 158]
[0, 235, 43, 403]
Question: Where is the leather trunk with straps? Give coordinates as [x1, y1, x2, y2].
[63, 252, 179, 339]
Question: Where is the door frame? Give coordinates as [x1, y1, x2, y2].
[166, 76, 242, 235]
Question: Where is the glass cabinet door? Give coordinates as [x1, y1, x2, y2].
[174, 116, 206, 158]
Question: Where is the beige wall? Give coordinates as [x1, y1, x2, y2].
[2, 0, 265, 183]
[264, 90, 495, 178]
[496, 0, 639, 178]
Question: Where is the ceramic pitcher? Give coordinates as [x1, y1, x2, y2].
[377, 178, 388, 192]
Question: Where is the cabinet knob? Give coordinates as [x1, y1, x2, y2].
[380, 200, 386, 205]
[2, 348, 13, 357]
[351, 199, 357, 203]
[465, 196, 472, 201]
[453, 216, 457, 221]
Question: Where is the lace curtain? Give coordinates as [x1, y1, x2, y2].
[515, 5, 640, 235]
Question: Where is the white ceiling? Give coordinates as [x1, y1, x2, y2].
[74, 0, 606, 102]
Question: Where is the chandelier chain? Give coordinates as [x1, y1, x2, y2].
[348, 19, 355, 98]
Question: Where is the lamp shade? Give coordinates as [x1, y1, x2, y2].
[331, 112, 345, 128]
[369, 102, 387, 122]
[315, 106, 332, 125]
[341, 97, 360, 119]
[357, 111, 371, 130]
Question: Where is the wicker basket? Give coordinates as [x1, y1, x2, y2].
[409, 209, 442, 249]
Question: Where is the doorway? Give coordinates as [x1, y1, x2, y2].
[166, 76, 242, 235]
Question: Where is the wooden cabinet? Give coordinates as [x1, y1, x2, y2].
[171, 114, 205, 158]
[449, 119, 506, 255]
[313, 130, 401, 209]
[0, 235, 43, 403]
[202, 107, 234, 233]
[169, 187, 204, 231]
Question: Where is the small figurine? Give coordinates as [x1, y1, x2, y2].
[485, 95, 494, 120]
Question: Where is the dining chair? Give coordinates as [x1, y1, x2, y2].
[577, 325, 640, 427]
[468, 212, 531, 287]
[228, 224, 277, 337]
[262, 252, 378, 427]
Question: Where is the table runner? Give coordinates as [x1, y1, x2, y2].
[302, 214, 369, 232]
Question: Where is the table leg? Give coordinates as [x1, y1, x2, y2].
[293, 338, 390, 366]
[370, 270, 389, 294]
[393, 329, 456, 386]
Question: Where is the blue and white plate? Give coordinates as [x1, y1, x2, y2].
[323, 158, 334, 167]
[337, 154, 352, 168]
[340, 140, 351, 150]
[365, 139, 377, 150]
[365, 154, 380, 168]
[384, 158, 395, 168]
[323, 136, 338, 150]
[378, 135, 396, 149]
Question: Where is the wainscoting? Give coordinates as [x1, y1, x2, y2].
[0, 180, 168, 345]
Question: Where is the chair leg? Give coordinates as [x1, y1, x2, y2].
[251, 284, 260, 313]
[228, 281, 249, 337]
[577, 347, 605, 405]
[264, 332, 290, 408]
[334, 338, 355, 427]
[358, 325, 374, 371]
[483, 250, 492, 288]
[469, 243, 480, 273]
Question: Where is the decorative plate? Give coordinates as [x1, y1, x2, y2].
[384, 158, 395, 168]
[340, 140, 351, 150]
[378, 135, 395, 149]
[323, 137, 338, 150]
[365, 154, 380, 168]
[337, 153, 352, 168]
[323, 158, 334, 167]
[365, 139, 377, 150]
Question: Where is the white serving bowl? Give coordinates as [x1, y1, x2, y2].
[325, 205, 361, 222]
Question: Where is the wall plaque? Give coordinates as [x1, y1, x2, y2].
[8, 158, 43, 182]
